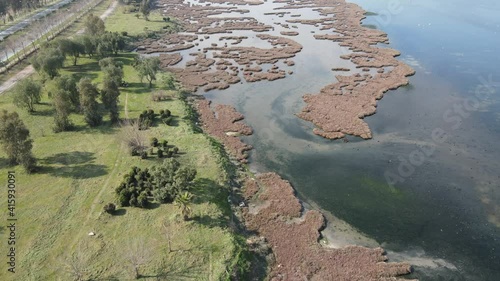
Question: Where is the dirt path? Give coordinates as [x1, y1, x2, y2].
[0, 65, 34, 94]
[0, 1, 119, 95]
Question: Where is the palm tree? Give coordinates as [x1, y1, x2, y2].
[175, 192, 193, 221]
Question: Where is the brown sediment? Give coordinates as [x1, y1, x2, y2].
[195, 100, 253, 163]
[283, 0, 415, 140]
[219, 35, 248, 45]
[147, 0, 417, 279]
[241, 173, 417, 281]
[158, 53, 182, 67]
[137, 34, 198, 54]
[332, 67, 350, 72]
[280, 30, 299, 36]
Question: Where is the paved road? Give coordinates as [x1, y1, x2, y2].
[0, 0, 76, 41]
[0, 1, 118, 95]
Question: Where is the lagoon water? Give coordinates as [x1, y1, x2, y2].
[194, 0, 500, 279]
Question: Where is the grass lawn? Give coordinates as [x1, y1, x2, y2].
[105, 4, 176, 37]
[0, 40, 240, 281]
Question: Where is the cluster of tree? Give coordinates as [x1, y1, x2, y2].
[30, 28, 126, 79]
[14, 57, 124, 131]
[138, 108, 172, 130]
[1, 0, 102, 66]
[115, 159, 196, 212]
[0, 110, 37, 172]
[1, 0, 53, 22]
[99, 58, 123, 123]
[149, 137, 179, 159]
[119, 0, 153, 21]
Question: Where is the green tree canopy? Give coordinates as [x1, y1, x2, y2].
[55, 38, 85, 66]
[134, 57, 161, 88]
[78, 78, 102, 127]
[52, 75, 79, 111]
[13, 79, 42, 113]
[84, 13, 105, 36]
[0, 110, 37, 173]
[30, 47, 65, 79]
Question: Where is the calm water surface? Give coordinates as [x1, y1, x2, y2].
[197, 0, 500, 279]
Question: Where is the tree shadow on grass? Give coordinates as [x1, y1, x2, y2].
[0, 157, 12, 169]
[112, 209, 127, 216]
[71, 123, 120, 135]
[139, 263, 204, 280]
[39, 151, 108, 179]
[191, 178, 232, 228]
[41, 151, 96, 165]
[126, 82, 151, 94]
[191, 214, 226, 229]
[31, 108, 54, 117]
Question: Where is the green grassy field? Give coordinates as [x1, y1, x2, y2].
[0, 7, 243, 281]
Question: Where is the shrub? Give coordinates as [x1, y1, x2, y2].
[150, 137, 159, 147]
[141, 151, 148, 159]
[161, 140, 168, 148]
[157, 149, 163, 158]
[103, 203, 116, 214]
[121, 31, 128, 37]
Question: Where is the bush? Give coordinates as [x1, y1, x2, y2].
[103, 203, 116, 214]
[141, 151, 148, 159]
[172, 147, 179, 154]
[121, 31, 128, 37]
[150, 137, 159, 147]
[115, 159, 197, 208]
[161, 140, 168, 148]
[157, 149, 163, 158]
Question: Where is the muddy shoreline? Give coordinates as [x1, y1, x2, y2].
[145, 0, 418, 279]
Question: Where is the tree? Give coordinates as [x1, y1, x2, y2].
[84, 13, 105, 36]
[160, 72, 176, 90]
[124, 240, 151, 279]
[79, 35, 97, 58]
[0, 110, 37, 173]
[103, 203, 116, 214]
[13, 79, 41, 113]
[99, 57, 124, 85]
[53, 75, 79, 111]
[56, 38, 85, 66]
[62, 249, 88, 281]
[52, 87, 74, 132]
[78, 78, 102, 127]
[30, 47, 65, 79]
[120, 120, 147, 155]
[175, 192, 193, 221]
[134, 57, 161, 88]
[139, 0, 151, 21]
[101, 77, 120, 123]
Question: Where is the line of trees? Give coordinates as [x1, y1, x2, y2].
[0, 0, 54, 23]
[1, 0, 103, 66]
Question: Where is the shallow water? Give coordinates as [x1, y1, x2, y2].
[178, 0, 500, 279]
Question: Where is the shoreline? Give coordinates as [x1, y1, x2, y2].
[146, 0, 418, 279]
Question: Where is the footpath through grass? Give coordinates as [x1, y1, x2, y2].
[0, 5, 245, 281]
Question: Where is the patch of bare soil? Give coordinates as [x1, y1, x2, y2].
[242, 173, 417, 281]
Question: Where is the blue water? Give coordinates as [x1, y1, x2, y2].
[201, 0, 500, 279]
